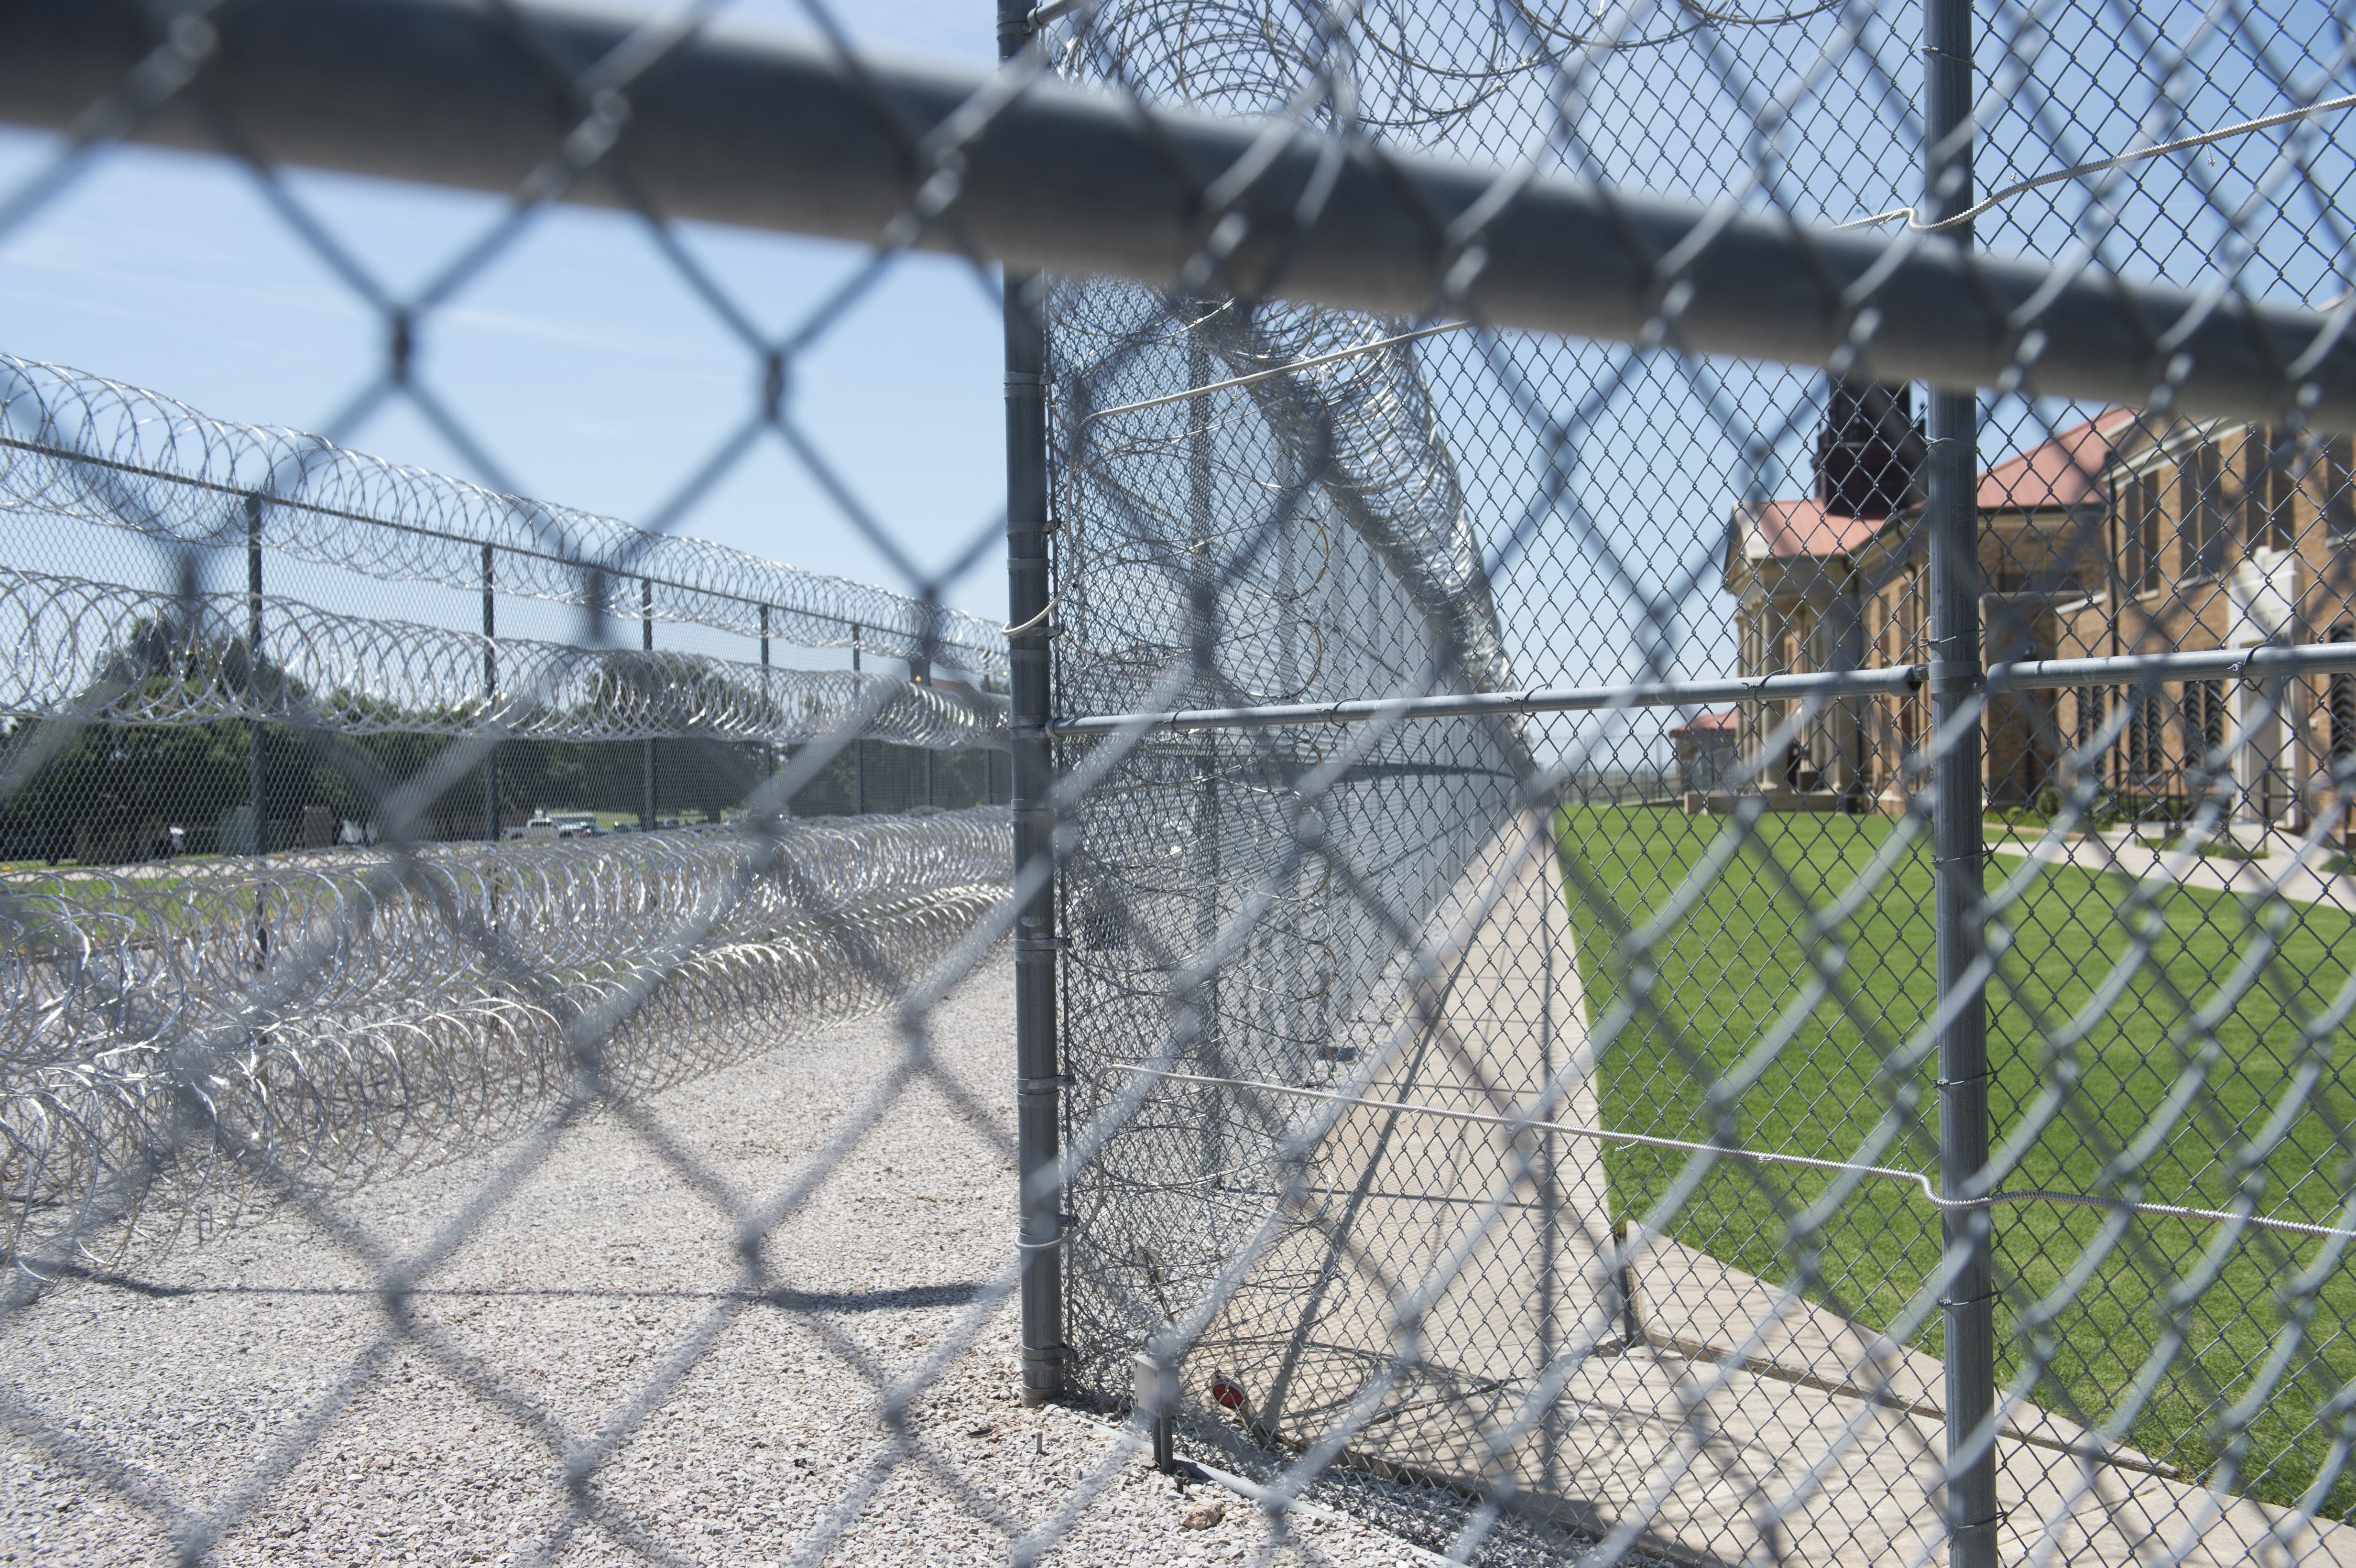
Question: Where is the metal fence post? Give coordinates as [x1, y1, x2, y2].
[642, 577, 657, 831]
[1003, 0, 1065, 1410]
[482, 543, 497, 840]
[1923, 3, 1999, 1561]
[1185, 316, 1222, 1176]
[850, 623, 866, 815]
[246, 494, 266, 858]
[247, 492, 268, 965]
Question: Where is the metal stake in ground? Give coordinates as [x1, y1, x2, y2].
[1922, 1, 2000, 1560]
[1002, 0, 1065, 1410]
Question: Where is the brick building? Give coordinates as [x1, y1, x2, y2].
[1722, 388, 2356, 822]
[2051, 417, 2356, 826]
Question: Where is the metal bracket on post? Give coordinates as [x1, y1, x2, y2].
[1133, 1350, 1179, 1473]
[1925, 660, 1984, 697]
[1948, 1515, 2006, 1557]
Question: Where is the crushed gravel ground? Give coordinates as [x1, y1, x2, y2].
[1, 968, 1615, 1567]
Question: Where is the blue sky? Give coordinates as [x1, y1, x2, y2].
[0, 1, 1013, 624]
[1, 0, 2345, 673]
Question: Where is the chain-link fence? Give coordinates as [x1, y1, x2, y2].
[0, 352, 1009, 849]
[7, 0, 2356, 1563]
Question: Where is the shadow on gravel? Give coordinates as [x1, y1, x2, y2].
[30, 1262, 987, 1314]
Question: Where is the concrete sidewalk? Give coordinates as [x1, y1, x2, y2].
[1205, 812, 2356, 1567]
[1990, 821, 2356, 911]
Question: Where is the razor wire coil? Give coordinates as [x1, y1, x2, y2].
[0, 568, 1007, 750]
[0, 809, 1011, 1271]
[0, 357, 1006, 679]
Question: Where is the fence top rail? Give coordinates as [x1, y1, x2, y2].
[0, 356, 1007, 677]
[5, 0, 2353, 428]
[1046, 643, 2356, 735]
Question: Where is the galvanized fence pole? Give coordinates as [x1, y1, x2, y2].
[1186, 316, 1222, 1175]
[246, 491, 268, 967]
[641, 577, 656, 831]
[851, 624, 866, 815]
[247, 491, 265, 863]
[481, 543, 497, 840]
[1922, 1, 2000, 1560]
[1003, 0, 1065, 1409]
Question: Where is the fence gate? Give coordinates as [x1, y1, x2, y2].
[1030, 3, 2356, 1564]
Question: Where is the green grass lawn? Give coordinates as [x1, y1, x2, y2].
[0, 864, 268, 945]
[1558, 804, 2356, 1513]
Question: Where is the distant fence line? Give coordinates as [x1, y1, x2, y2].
[0, 568, 1006, 749]
[0, 360, 1012, 865]
[0, 355, 1006, 679]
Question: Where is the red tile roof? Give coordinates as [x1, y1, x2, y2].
[1742, 408, 2138, 564]
[1739, 499, 1891, 559]
[1976, 407, 2135, 512]
[1670, 709, 1739, 735]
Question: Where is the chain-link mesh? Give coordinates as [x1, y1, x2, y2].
[5, 0, 2356, 1563]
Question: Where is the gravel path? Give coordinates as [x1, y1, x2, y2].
[0, 968, 1592, 1568]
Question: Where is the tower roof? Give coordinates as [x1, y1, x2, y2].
[1976, 408, 2134, 512]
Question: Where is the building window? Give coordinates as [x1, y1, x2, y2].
[2330, 439, 2356, 540]
[2332, 623, 2356, 767]
[2181, 445, 2228, 577]
[2254, 431, 2297, 552]
[2185, 680, 2227, 765]
[2129, 688, 2166, 783]
[2125, 474, 2162, 592]
[2074, 685, 2107, 756]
